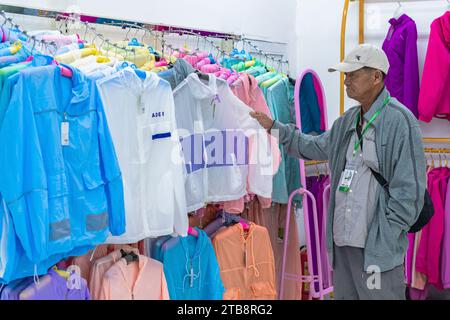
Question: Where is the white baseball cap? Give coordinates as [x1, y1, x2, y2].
[328, 43, 390, 74]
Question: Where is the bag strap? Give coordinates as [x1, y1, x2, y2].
[370, 168, 390, 196]
[355, 120, 390, 195]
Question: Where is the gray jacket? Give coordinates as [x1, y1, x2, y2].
[272, 87, 426, 272]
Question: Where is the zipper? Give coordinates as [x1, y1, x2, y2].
[131, 292, 134, 300]
[244, 242, 247, 268]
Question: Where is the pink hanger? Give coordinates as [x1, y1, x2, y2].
[200, 64, 220, 74]
[53, 60, 73, 77]
[239, 220, 250, 231]
[188, 226, 199, 238]
[155, 59, 168, 68]
[227, 72, 240, 85]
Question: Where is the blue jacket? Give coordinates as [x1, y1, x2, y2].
[0, 65, 125, 264]
[161, 229, 224, 300]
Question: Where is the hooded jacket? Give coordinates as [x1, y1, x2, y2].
[97, 68, 188, 243]
[382, 14, 420, 118]
[161, 228, 224, 300]
[0, 65, 126, 265]
[418, 11, 450, 122]
[173, 73, 273, 212]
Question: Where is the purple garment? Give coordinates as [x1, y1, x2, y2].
[382, 14, 420, 117]
[306, 176, 330, 292]
[0, 278, 34, 300]
[442, 176, 450, 288]
[319, 178, 331, 289]
[19, 269, 90, 300]
[406, 233, 415, 285]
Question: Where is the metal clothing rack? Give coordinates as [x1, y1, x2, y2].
[279, 69, 333, 300]
[340, 0, 450, 144]
[0, 10, 58, 55]
[54, 14, 136, 57]
[54, 14, 289, 75]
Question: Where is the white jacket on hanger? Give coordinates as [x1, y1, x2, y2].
[97, 68, 188, 242]
[173, 73, 273, 212]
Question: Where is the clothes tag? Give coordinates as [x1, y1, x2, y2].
[61, 122, 69, 146]
[338, 169, 355, 193]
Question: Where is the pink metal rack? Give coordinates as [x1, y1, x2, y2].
[279, 69, 333, 300]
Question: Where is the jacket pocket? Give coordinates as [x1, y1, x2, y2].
[251, 281, 277, 299]
[149, 121, 172, 141]
[140, 121, 172, 162]
[223, 287, 241, 300]
[82, 168, 105, 190]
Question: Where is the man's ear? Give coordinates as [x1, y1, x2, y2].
[374, 70, 384, 85]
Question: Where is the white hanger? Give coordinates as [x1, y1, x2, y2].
[393, 1, 403, 19]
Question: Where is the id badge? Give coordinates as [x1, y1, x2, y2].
[338, 168, 355, 193]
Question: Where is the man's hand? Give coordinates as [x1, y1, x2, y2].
[250, 111, 275, 131]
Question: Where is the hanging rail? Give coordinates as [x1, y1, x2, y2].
[0, 10, 58, 55]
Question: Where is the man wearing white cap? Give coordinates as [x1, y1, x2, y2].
[250, 44, 426, 300]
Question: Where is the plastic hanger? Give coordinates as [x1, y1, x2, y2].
[51, 265, 70, 279]
[131, 63, 146, 79]
[128, 37, 143, 47]
[393, 1, 403, 19]
[239, 220, 250, 231]
[188, 226, 199, 238]
[120, 248, 139, 265]
[261, 74, 283, 88]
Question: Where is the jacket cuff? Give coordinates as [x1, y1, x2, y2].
[269, 120, 286, 139]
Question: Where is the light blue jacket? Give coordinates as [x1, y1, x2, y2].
[0, 65, 125, 264]
[161, 229, 224, 300]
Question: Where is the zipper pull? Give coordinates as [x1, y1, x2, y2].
[189, 261, 194, 288]
[131, 292, 134, 300]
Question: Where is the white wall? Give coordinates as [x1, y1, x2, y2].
[294, 0, 450, 143]
[1, 0, 295, 43]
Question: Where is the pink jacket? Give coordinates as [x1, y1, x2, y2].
[418, 11, 450, 122]
[223, 74, 282, 213]
[416, 168, 449, 288]
[99, 255, 169, 300]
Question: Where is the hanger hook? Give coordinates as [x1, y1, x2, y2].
[83, 21, 89, 41]
[141, 28, 147, 44]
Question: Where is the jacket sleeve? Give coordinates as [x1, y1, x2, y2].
[160, 266, 170, 300]
[271, 120, 329, 161]
[403, 24, 420, 118]
[94, 84, 126, 236]
[223, 87, 274, 198]
[418, 21, 448, 122]
[385, 124, 426, 237]
[0, 76, 49, 263]
[165, 88, 188, 237]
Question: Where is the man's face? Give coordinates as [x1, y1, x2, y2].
[344, 68, 378, 101]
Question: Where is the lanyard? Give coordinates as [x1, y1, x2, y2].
[353, 95, 390, 156]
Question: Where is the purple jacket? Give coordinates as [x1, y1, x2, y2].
[19, 269, 90, 300]
[382, 14, 420, 117]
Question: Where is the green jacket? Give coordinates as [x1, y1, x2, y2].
[272, 87, 426, 272]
